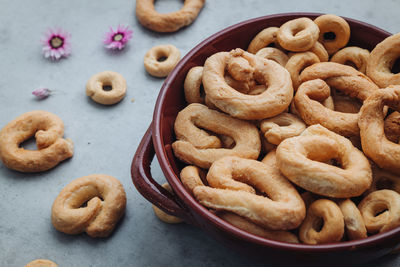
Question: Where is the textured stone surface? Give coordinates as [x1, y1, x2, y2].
[0, 0, 399, 266]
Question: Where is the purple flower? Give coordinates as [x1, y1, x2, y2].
[32, 88, 51, 99]
[41, 28, 71, 60]
[103, 25, 133, 50]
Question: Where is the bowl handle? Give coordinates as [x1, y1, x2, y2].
[131, 125, 191, 222]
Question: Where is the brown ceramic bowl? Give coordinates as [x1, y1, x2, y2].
[131, 13, 400, 266]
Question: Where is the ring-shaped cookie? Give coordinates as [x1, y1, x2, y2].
[330, 46, 370, 73]
[358, 86, 400, 174]
[338, 199, 367, 240]
[358, 189, 400, 234]
[296, 62, 379, 136]
[247, 27, 281, 54]
[255, 47, 289, 66]
[285, 52, 320, 90]
[276, 124, 372, 198]
[299, 199, 344, 244]
[86, 71, 127, 105]
[310, 41, 329, 62]
[179, 165, 299, 243]
[144, 44, 181, 77]
[366, 33, 400, 87]
[184, 66, 205, 104]
[314, 14, 350, 55]
[172, 103, 260, 169]
[259, 113, 306, 145]
[0, 110, 73, 172]
[277, 17, 320, 52]
[193, 154, 305, 230]
[135, 0, 205, 32]
[202, 49, 293, 120]
[51, 174, 126, 238]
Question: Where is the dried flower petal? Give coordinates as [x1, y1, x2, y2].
[32, 88, 51, 99]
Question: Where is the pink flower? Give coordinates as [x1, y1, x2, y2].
[41, 28, 71, 60]
[103, 25, 133, 50]
[32, 88, 51, 99]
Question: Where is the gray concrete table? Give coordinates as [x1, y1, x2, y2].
[1, 0, 399, 266]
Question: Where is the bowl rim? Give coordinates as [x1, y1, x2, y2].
[152, 12, 400, 252]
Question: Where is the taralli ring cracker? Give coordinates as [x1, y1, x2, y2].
[135, 0, 205, 33]
[0, 110, 73, 172]
[184, 66, 205, 104]
[247, 27, 280, 54]
[276, 124, 372, 198]
[358, 189, 400, 234]
[25, 259, 58, 267]
[86, 71, 127, 105]
[367, 33, 400, 88]
[144, 44, 181, 77]
[194, 155, 305, 230]
[259, 113, 306, 145]
[358, 86, 400, 174]
[255, 47, 289, 66]
[51, 174, 126, 238]
[202, 48, 293, 120]
[314, 14, 350, 55]
[172, 103, 260, 168]
[330, 46, 370, 73]
[285, 52, 320, 90]
[277, 17, 320, 52]
[338, 199, 367, 240]
[299, 199, 344, 244]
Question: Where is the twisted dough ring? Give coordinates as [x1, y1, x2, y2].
[184, 66, 205, 104]
[193, 154, 305, 230]
[144, 44, 181, 77]
[259, 113, 306, 145]
[0, 111, 73, 172]
[296, 62, 379, 136]
[276, 124, 372, 198]
[135, 0, 205, 33]
[310, 41, 329, 62]
[314, 14, 350, 55]
[180, 165, 299, 243]
[367, 33, 400, 88]
[202, 49, 293, 120]
[299, 199, 344, 244]
[86, 71, 127, 105]
[358, 86, 400, 174]
[330, 47, 370, 74]
[285, 52, 320, 90]
[25, 259, 58, 267]
[51, 174, 126, 238]
[338, 199, 367, 240]
[247, 27, 281, 54]
[153, 183, 184, 224]
[277, 17, 320, 52]
[255, 47, 289, 66]
[358, 189, 400, 234]
[172, 104, 260, 169]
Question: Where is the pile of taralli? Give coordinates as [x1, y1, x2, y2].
[172, 14, 400, 245]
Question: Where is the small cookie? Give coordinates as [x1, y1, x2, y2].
[86, 71, 127, 105]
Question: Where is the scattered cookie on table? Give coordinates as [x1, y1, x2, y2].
[51, 174, 127, 238]
[86, 71, 127, 105]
